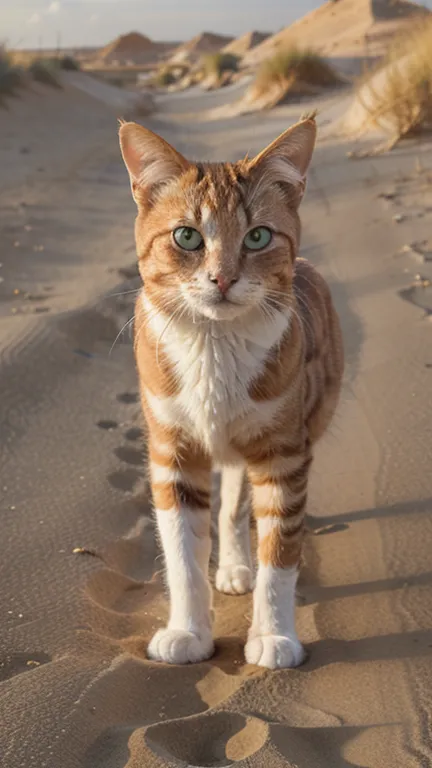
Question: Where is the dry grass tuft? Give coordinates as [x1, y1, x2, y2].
[154, 62, 191, 88]
[0, 47, 25, 103]
[254, 47, 341, 98]
[59, 55, 80, 71]
[202, 52, 240, 78]
[29, 59, 62, 88]
[155, 67, 177, 87]
[357, 19, 432, 151]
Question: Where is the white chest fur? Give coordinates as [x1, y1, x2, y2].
[143, 295, 290, 457]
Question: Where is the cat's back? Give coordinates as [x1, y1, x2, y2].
[293, 258, 344, 442]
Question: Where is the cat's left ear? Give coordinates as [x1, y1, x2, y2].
[119, 121, 190, 206]
[248, 113, 317, 206]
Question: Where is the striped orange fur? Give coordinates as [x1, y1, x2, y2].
[119, 115, 343, 668]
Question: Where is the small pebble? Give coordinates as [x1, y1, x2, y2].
[72, 547, 99, 558]
[393, 213, 404, 223]
[413, 274, 431, 288]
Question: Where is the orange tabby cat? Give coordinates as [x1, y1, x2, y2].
[119, 114, 343, 669]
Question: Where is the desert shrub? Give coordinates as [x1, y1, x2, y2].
[59, 55, 80, 71]
[0, 47, 25, 100]
[255, 47, 340, 95]
[203, 52, 240, 77]
[29, 58, 61, 88]
[155, 67, 177, 87]
[358, 19, 432, 144]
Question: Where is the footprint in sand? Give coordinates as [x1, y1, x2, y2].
[124, 426, 143, 442]
[97, 419, 118, 430]
[0, 651, 51, 683]
[145, 711, 268, 767]
[114, 446, 143, 466]
[108, 468, 141, 492]
[116, 392, 139, 404]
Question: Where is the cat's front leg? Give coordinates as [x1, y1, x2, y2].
[216, 464, 254, 595]
[245, 444, 311, 669]
[147, 437, 214, 664]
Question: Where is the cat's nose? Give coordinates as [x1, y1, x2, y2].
[208, 273, 238, 295]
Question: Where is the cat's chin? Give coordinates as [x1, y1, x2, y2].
[187, 299, 250, 323]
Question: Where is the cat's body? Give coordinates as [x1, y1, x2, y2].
[136, 258, 340, 459]
[120, 115, 343, 669]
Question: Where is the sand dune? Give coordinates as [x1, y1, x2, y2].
[243, 0, 429, 68]
[1, 42, 432, 768]
[0, 72, 151, 192]
[169, 32, 234, 66]
[222, 31, 271, 58]
[94, 31, 178, 67]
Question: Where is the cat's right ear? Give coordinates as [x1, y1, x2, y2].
[119, 121, 189, 206]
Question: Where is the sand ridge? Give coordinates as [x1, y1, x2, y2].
[1, 60, 432, 768]
[243, 0, 430, 68]
[91, 32, 179, 67]
[168, 33, 235, 66]
[222, 31, 271, 58]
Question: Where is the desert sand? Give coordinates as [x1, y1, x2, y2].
[222, 32, 271, 58]
[243, 0, 429, 73]
[87, 32, 179, 70]
[168, 33, 235, 67]
[1, 39, 432, 768]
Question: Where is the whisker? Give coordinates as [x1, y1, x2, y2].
[109, 315, 136, 356]
[107, 288, 142, 299]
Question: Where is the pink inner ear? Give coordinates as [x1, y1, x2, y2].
[121, 134, 145, 182]
[120, 123, 190, 194]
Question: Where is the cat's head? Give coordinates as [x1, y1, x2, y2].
[119, 115, 316, 322]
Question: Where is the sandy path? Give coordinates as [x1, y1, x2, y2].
[1, 84, 432, 768]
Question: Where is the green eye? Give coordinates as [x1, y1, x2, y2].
[173, 226, 204, 251]
[243, 226, 272, 251]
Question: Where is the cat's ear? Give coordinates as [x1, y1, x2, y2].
[119, 121, 189, 206]
[248, 113, 317, 206]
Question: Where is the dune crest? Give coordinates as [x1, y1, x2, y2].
[243, 0, 430, 68]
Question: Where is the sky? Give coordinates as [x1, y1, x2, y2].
[2, 0, 432, 50]
[1, 0, 324, 49]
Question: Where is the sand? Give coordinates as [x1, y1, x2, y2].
[243, 0, 429, 73]
[91, 32, 178, 68]
[222, 32, 271, 58]
[168, 33, 234, 66]
[1, 63, 432, 768]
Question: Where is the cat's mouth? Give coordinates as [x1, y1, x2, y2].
[187, 295, 248, 321]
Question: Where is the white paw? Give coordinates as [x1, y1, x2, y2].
[245, 634, 306, 669]
[147, 628, 214, 664]
[216, 565, 254, 595]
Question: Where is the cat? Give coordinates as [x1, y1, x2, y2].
[119, 113, 343, 669]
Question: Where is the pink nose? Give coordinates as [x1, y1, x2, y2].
[208, 273, 237, 295]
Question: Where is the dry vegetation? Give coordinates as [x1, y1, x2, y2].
[0, 49, 80, 104]
[0, 48, 24, 102]
[254, 47, 341, 99]
[357, 19, 432, 149]
[202, 52, 240, 78]
[29, 59, 62, 88]
[154, 67, 177, 87]
[153, 62, 191, 88]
